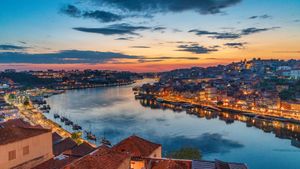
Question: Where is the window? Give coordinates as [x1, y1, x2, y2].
[8, 150, 16, 161]
[23, 146, 29, 155]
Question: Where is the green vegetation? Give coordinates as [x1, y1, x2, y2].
[71, 131, 83, 144]
[7, 93, 16, 101]
[168, 147, 202, 160]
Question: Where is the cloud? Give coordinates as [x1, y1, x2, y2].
[0, 49, 200, 64]
[177, 43, 218, 54]
[0, 50, 142, 64]
[61, 4, 123, 22]
[224, 42, 247, 49]
[240, 27, 279, 35]
[248, 14, 272, 19]
[0, 44, 28, 50]
[73, 23, 151, 35]
[82, 10, 123, 22]
[115, 37, 134, 41]
[60, 4, 81, 17]
[93, 0, 242, 15]
[130, 46, 151, 48]
[293, 19, 300, 22]
[189, 26, 280, 39]
[189, 29, 240, 39]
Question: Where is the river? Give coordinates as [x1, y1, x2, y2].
[45, 79, 300, 169]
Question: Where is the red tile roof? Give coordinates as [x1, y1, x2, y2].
[63, 142, 96, 157]
[64, 145, 130, 169]
[0, 119, 51, 145]
[52, 132, 63, 144]
[113, 135, 161, 157]
[142, 158, 191, 169]
[53, 138, 77, 156]
[32, 155, 78, 169]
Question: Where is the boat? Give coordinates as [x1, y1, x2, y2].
[60, 116, 66, 122]
[72, 124, 82, 130]
[101, 137, 112, 146]
[85, 131, 97, 141]
[54, 113, 60, 119]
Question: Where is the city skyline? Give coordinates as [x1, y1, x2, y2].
[1, 0, 300, 72]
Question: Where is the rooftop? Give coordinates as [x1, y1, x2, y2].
[64, 145, 130, 169]
[53, 137, 77, 156]
[0, 119, 51, 145]
[113, 135, 161, 157]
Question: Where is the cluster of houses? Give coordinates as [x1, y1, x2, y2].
[137, 59, 300, 120]
[0, 118, 248, 169]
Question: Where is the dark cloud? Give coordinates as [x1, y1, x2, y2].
[240, 27, 279, 35]
[82, 10, 123, 22]
[189, 30, 219, 35]
[189, 29, 240, 39]
[60, 4, 81, 17]
[115, 37, 134, 41]
[248, 14, 272, 19]
[0, 44, 28, 50]
[0, 49, 200, 64]
[189, 27, 280, 39]
[213, 32, 241, 39]
[18, 41, 27, 44]
[73, 23, 151, 35]
[177, 43, 218, 54]
[293, 19, 300, 22]
[61, 4, 123, 22]
[224, 42, 247, 49]
[0, 50, 141, 64]
[93, 0, 242, 15]
[130, 46, 151, 48]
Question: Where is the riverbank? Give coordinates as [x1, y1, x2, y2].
[4, 94, 96, 147]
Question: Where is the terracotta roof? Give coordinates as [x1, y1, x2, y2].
[63, 142, 96, 157]
[63, 145, 130, 169]
[0, 119, 51, 145]
[145, 158, 192, 169]
[53, 138, 77, 156]
[52, 132, 63, 144]
[32, 155, 78, 169]
[113, 135, 161, 157]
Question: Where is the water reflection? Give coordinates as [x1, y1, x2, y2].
[45, 81, 300, 169]
[139, 98, 300, 148]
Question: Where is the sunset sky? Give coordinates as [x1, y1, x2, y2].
[1, 0, 300, 72]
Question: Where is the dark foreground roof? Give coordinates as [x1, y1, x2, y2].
[0, 119, 51, 145]
[64, 145, 130, 169]
[53, 137, 77, 156]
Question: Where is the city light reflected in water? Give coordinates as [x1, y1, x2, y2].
[46, 80, 300, 169]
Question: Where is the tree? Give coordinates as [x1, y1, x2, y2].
[168, 147, 202, 160]
[71, 132, 83, 144]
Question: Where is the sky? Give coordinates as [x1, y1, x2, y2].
[0, 0, 300, 72]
